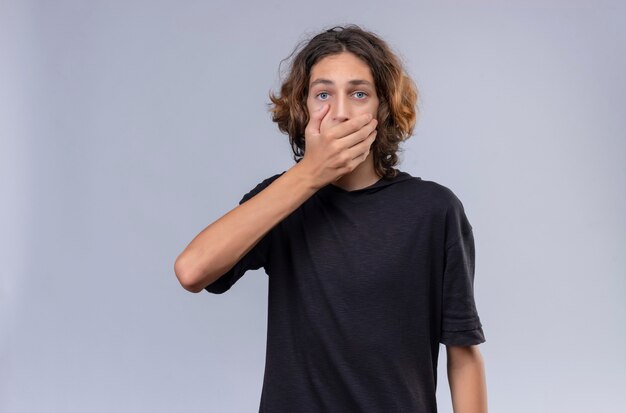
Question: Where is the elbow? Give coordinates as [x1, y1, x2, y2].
[174, 255, 205, 293]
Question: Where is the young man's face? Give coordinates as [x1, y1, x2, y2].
[306, 51, 379, 131]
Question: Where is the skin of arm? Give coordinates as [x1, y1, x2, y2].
[174, 104, 376, 294]
[174, 161, 320, 293]
[446, 345, 488, 413]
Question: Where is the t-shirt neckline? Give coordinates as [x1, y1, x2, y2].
[324, 170, 414, 194]
[328, 177, 384, 193]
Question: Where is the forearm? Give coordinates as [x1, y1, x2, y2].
[447, 345, 488, 413]
[174, 161, 319, 292]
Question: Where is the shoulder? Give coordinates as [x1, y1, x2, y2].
[400, 174, 466, 212]
[419, 179, 473, 246]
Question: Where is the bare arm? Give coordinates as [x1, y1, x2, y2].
[174, 163, 319, 293]
[174, 104, 378, 293]
[447, 345, 488, 413]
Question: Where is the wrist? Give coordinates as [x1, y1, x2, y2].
[290, 160, 323, 192]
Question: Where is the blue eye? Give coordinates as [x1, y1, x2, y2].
[317, 92, 329, 100]
[354, 91, 367, 99]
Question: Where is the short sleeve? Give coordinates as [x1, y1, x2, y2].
[204, 172, 284, 294]
[439, 195, 486, 346]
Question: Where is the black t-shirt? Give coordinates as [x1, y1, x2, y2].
[205, 169, 485, 413]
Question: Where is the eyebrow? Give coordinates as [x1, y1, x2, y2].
[309, 78, 374, 88]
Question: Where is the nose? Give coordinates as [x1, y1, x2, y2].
[330, 94, 349, 123]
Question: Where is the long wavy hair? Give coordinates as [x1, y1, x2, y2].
[268, 24, 419, 178]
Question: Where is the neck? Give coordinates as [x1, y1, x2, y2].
[330, 152, 381, 191]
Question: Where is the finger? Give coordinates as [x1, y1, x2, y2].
[319, 104, 333, 133]
[339, 119, 377, 150]
[347, 129, 377, 160]
[305, 104, 330, 135]
[344, 133, 376, 166]
[331, 113, 375, 139]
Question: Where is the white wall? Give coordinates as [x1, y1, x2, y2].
[2, 0, 625, 411]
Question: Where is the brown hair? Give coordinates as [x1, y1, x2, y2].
[268, 24, 419, 178]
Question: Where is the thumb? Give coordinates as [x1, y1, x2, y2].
[306, 104, 330, 135]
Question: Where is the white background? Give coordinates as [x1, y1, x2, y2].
[2, 0, 625, 411]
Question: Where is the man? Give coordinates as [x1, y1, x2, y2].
[175, 25, 488, 413]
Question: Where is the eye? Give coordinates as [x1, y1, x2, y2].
[353, 91, 368, 99]
[316, 92, 329, 100]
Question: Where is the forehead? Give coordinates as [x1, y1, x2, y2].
[309, 52, 374, 85]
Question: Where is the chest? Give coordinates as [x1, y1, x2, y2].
[273, 198, 442, 305]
